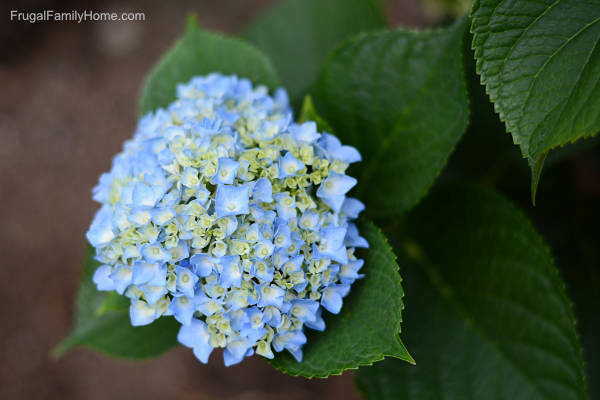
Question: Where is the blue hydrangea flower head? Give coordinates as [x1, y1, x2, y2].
[87, 73, 368, 366]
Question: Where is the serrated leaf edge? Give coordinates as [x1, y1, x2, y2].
[267, 220, 413, 378]
[317, 17, 471, 218]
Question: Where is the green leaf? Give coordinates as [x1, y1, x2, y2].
[470, 0, 600, 199]
[243, 0, 387, 106]
[140, 16, 280, 115]
[314, 17, 470, 217]
[298, 95, 334, 133]
[53, 246, 179, 359]
[445, 29, 523, 185]
[356, 185, 588, 400]
[566, 266, 600, 400]
[269, 220, 413, 378]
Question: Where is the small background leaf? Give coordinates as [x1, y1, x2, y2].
[356, 185, 588, 400]
[269, 220, 413, 378]
[313, 17, 470, 217]
[471, 0, 600, 197]
[53, 247, 179, 359]
[140, 16, 280, 115]
[298, 95, 334, 133]
[244, 0, 387, 106]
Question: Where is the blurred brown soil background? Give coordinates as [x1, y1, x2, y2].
[0, 1, 428, 398]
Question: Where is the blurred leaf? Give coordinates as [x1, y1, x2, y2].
[298, 95, 334, 133]
[470, 0, 600, 201]
[356, 185, 588, 400]
[566, 268, 600, 400]
[53, 246, 179, 359]
[269, 220, 413, 378]
[243, 0, 387, 106]
[314, 17, 469, 217]
[417, 0, 471, 19]
[140, 16, 280, 115]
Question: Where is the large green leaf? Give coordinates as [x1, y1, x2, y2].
[269, 220, 413, 378]
[471, 0, 600, 199]
[140, 16, 280, 115]
[356, 186, 588, 400]
[313, 18, 470, 217]
[565, 261, 600, 400]
[243, 0, 386, 106]
[53, 247, 179, 359]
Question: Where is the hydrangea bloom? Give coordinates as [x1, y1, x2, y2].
[87, 73, 368, 366]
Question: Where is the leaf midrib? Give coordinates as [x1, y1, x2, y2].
[475, 0, 600, 155]
[405, 241, 583, 400]
[525, 19, 600, 158]
[354, 26, 463, 198]
[520, 15, 600, 154]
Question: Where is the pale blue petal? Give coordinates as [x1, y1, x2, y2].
[278, 152, 304, 178]
[331, 145, 361, 163]
[289, 121, 320, 143]
[249, 205, 276, 224]
[345, 223, 369, 248]
[130, 300, 157, 326]
[317, 171, 357, 198]
[263, 306, 282, 328]
[341, 197, 365, 219]
[223, 339, 251, 366]
[132, 182, 159, 208]
[189, 254, 216, 277]
[150, 207, 175, 226]
[132, 261, 159, 285]
[213, 157, 240, 185]
[178, 319, 213, 363]
[219, 256, 242, 289]
[215, 184, 250, 218]
[148, 263, 167, 286]
[169, 296, 196, 325]
[127, 209, 151, 227]
[299, 211, 320, 231]
[321, 194, 346, 213]
[140, 284, 167, 305]
[273, 192, 297, 220]
[256, 284, 285, 308]
[273, 223, 292, 249]
[252, 177, 273, 203]
[289, 299, 319, 323]
[86, 206, 115, 247]
[313, 226, 348, 264]
[321, 284, 351, 314]
[304, 308, 326, 331]
[287, 346, 303, 362]
[176, 266, 199, 297]
[141, 243, 172, 263]
[93, 265, 115, 291]
[169, 241, 190, 262]
[339, 259, 365, 284]
[321, 287, 343, 314]
[109, 265, 132, 295]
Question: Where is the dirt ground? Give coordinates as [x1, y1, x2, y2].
[0, 1, 427, 399]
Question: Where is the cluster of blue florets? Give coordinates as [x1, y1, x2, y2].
[87, 73, 368, 366]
